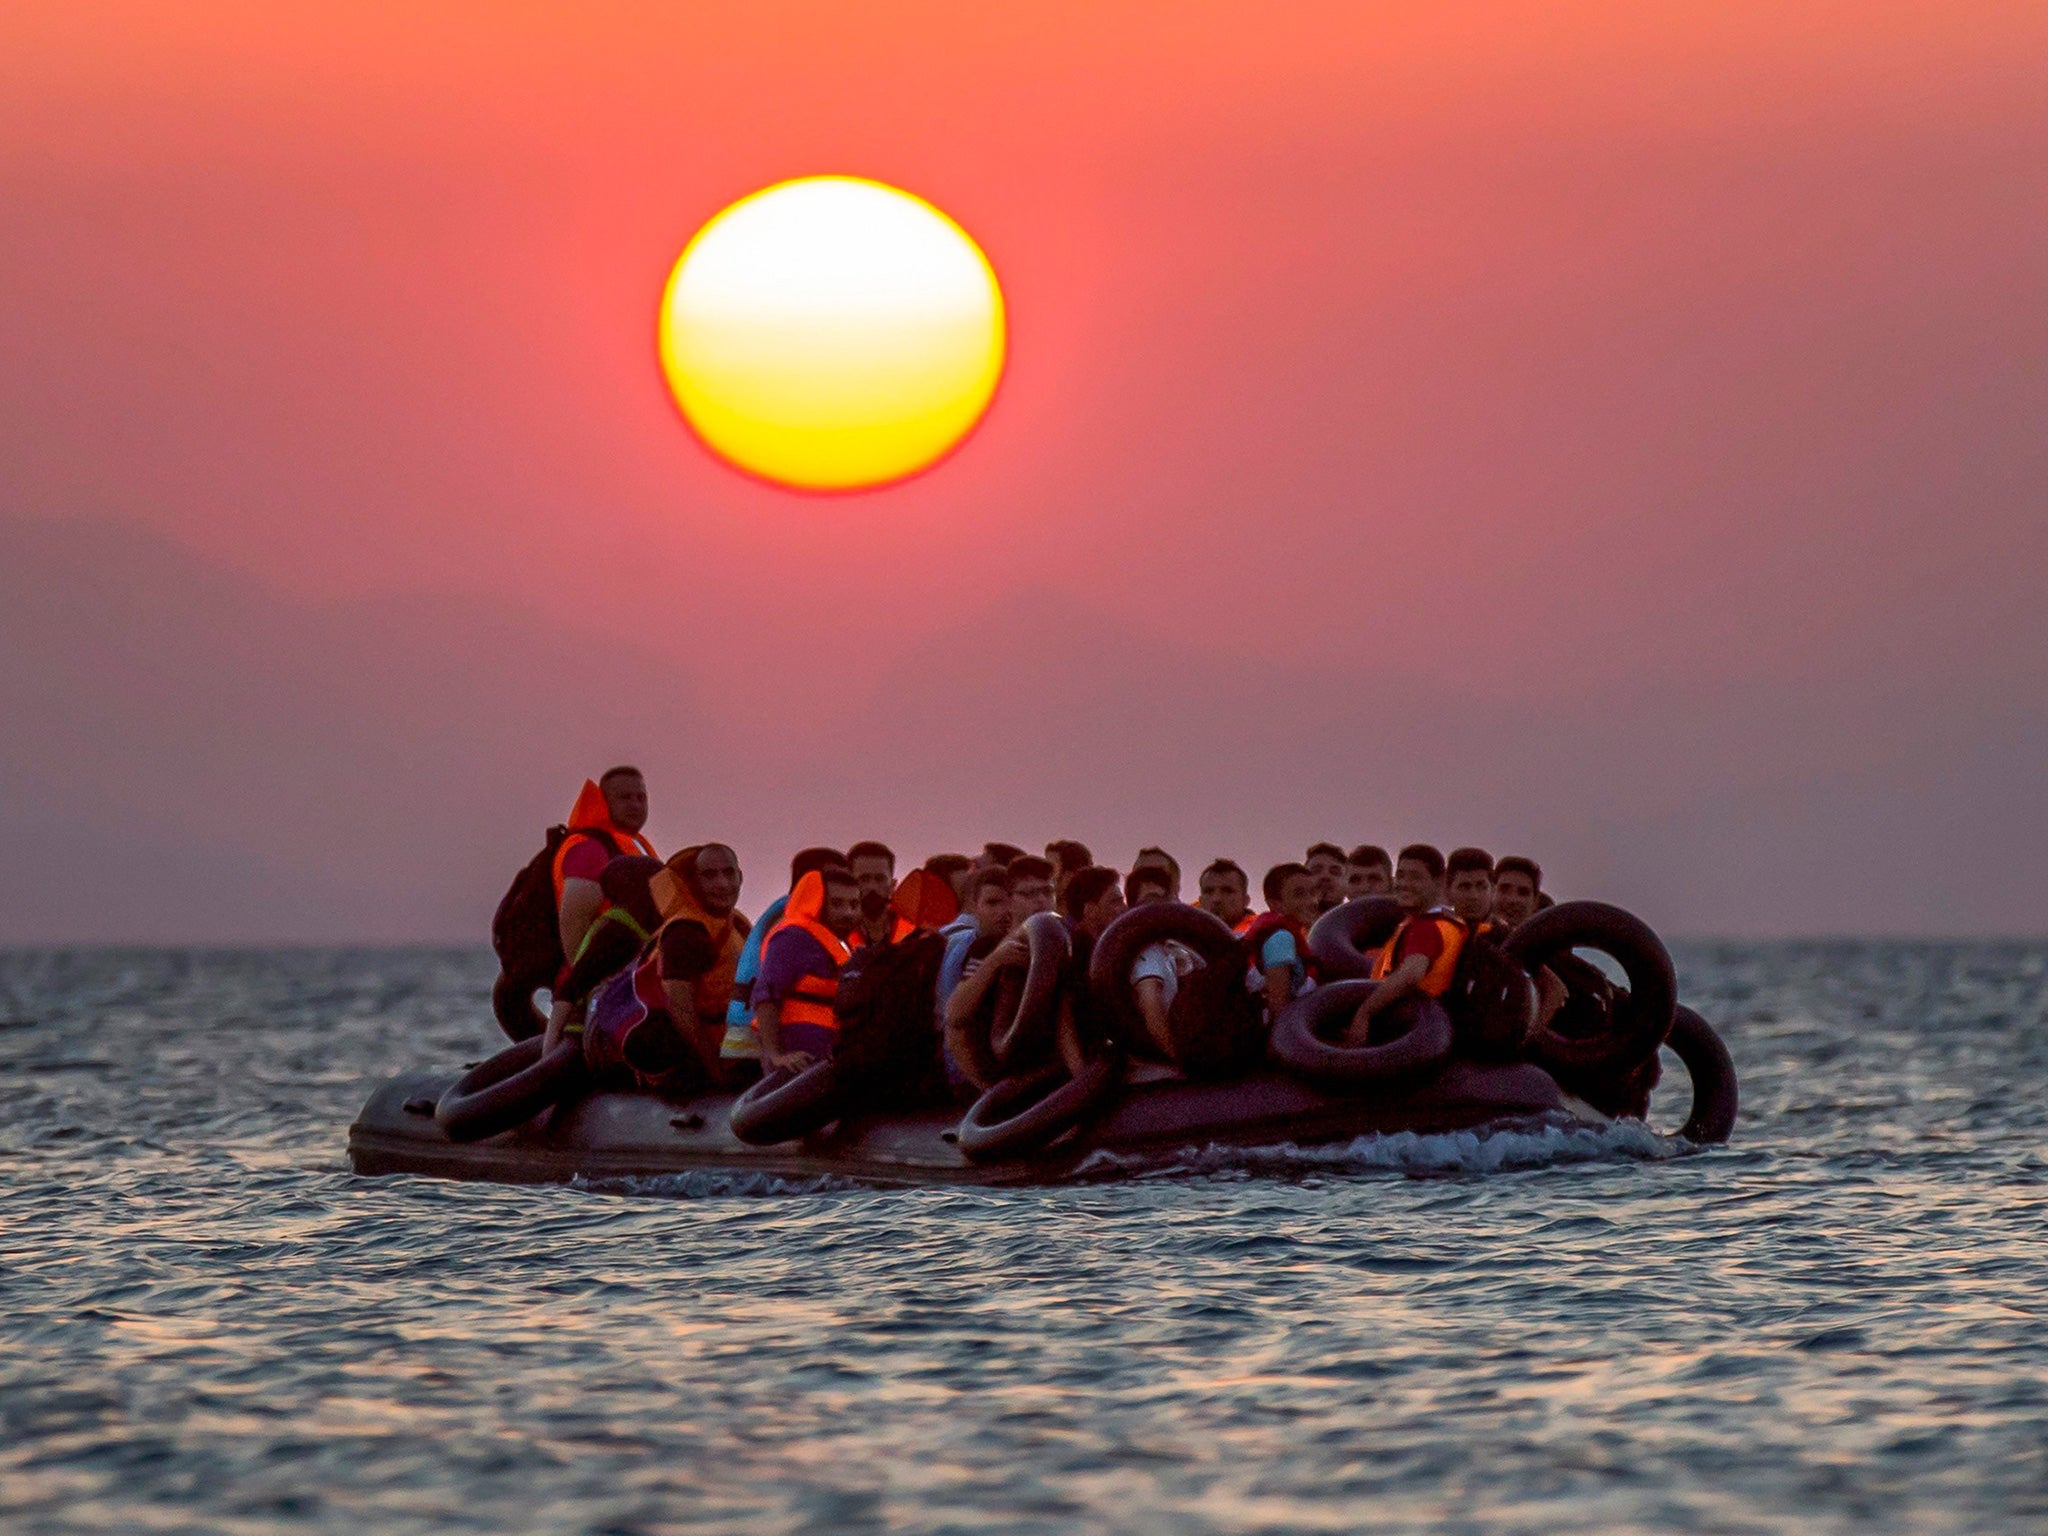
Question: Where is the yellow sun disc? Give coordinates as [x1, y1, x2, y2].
[658, 176, 1006, 492]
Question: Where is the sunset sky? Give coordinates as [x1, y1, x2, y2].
[4, 2, 2045, 941]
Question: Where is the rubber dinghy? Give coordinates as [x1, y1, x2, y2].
[347, 1061, 1607, 1189]
[347, 897, 1737, 1189]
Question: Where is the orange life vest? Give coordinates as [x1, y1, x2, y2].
[1229, 913, 1256, 937]
[1371, 910, 1469, 997]
[762, 871, 851, 1033]
[550, 779, 657, 902]
[639, 866, 747, 1069]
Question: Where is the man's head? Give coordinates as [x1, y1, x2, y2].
[1393, 843, 1446, 915]
[789, 847, 847, 891]
[1045, 839, 1093, 896]
[847, 840, 897, 922]
[819, 868, 862, 938]
[1304, 842, 1347, 912]
[1125, 867, 1173, 907]
[923, 852, 974, 904]
[1198, 859, 1250, 926]
[1062, 865, 1126, 937]
[968, 866, 1015, 939]
[598, 766, 648, 833]
[690, 843, 743, 919]
[1132, 847, 1181, 901]
[977, 842, 1026, 871]
[1444, 847, 1495, 926]
[1347, 845, 1392, 897]
[1007, 855, 1057, 921]
[1492, 856, 1543, 928]
[1263, 862, 1320, 929]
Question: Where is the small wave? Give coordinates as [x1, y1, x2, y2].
[1074, 1117, 1687, 1180]
[568, 1168, 859, 1200]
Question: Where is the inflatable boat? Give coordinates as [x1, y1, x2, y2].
[346, 896, 1737, 1189]
[347, 1059, 1612, 1188]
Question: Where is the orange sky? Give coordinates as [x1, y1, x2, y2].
[4, 2, 2046, 939]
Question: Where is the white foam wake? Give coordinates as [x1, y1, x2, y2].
[1074, 1116, 1686, 1180]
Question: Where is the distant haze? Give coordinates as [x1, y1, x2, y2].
[3, 3, 2044, 942]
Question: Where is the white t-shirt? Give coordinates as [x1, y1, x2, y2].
[1130, 939, 1204, 1009]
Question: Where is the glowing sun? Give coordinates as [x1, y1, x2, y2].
[658, 176, 1006, 492]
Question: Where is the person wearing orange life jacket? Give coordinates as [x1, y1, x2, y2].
[749, 866, 863, 1072]
[1345, 843, 1468, 1045]
[552, 768, 658, 962]
[558, 844, 753, 1093]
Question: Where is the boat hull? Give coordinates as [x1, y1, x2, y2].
[347, 1061, 1602, 1188]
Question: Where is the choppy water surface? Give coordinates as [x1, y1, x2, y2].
[3, 944, 2046, 1534]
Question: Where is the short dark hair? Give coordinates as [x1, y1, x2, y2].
[1062, 865, 1121, 919]
[923, 852, 972, 882]
[790, 847, 847, 884]
[1446, 847, 1494, 881]
[820, 865, 860, 891]
[982, 842, 1026, 867]
[846, 840, 895, 869]
[1134, 846, 1180, 882]
[695, 842, 736, 866]
[1007, 854, 1055, 885]
[1304, 842, 1346, 865]
[1262, 861, 1311, 908]
[1347, 844, 1391, 871]
[599, 765, 643, 785]
[1397, 843, 1446, 880]
[1045, 839, 1093, 872]
[1495, 855, 1542, 888]
[1200, 858, 1247, 887]
[1124, 867, 1171, 905]
[968, 866, 1012, 902]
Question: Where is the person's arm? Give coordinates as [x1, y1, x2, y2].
[557, 876, 604, 959]
[1133, 975, 1172, 1057]
[1263, 966, 1293, 1022]
[942, 932, 1029, 1089]
[752, 999, 813, 1074]
[942, 932, 1029, 1032]
[542, 994, 579, 1051]
[1346, 954, 1430, 1042]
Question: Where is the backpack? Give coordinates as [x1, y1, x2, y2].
[1443, 928, 1537, 1061]
[490, 824, 623, 985]
[832, 929, 950, 1110]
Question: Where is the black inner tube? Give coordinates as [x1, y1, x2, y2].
[991, 912, 1073, 1069]
[436, 1033, 585, 1143]
[728, 1060, 845, 1146]
[1270, 978, 1454, 1088]
[955, 1048, 1123, 1164]
[1306, 897, 1404, 981]
[1087, 902, 1241, 1055]
[1660, 1005, 1739, 1144]
[1504, 901, 1676, 1077]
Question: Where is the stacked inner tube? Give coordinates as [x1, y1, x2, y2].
[956, 1013, 1123, 1163]
[1662, 1005, 1739, 1144]
[1306, 897, 1404, 981]
[990, 912, 1073, 1069]
[1502, 901, 1677, 1078]
[729, 1060, 847, 1145]
[1270, 979, 1454, 1087]
[436, 1034, 585, 1142]
[1086, 902, 1250, 1075]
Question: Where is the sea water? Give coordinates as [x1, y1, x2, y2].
[2, 943, 2044, 1533]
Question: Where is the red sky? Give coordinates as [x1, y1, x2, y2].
[4, 2, 2045, 940]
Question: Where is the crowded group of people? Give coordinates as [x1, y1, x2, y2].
[503, 767, 1560, 1102]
